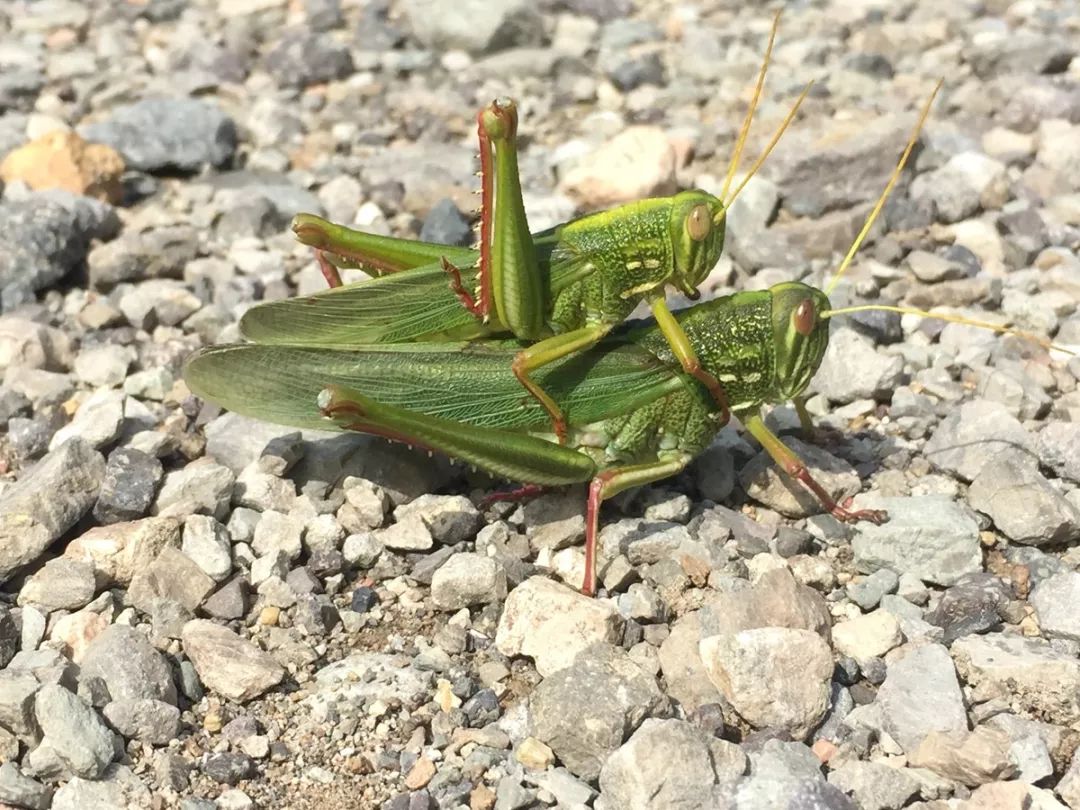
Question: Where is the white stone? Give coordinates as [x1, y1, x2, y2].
[495, 576, 624, 677]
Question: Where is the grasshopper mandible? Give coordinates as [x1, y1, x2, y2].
[241, 13, 811, 444]
[186, 85, 996, 596]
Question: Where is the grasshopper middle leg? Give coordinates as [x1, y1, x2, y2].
[743, 413, 887, 524]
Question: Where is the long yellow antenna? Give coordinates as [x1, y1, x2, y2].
[824, 80, 943, 295]
[719, 81, 813, 219]
[821, 304, 1075, 356]
[718, 10, 781, 204]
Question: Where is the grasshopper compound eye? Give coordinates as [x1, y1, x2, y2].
[687, 204, 711, 241]
[793, 299, 816, 336]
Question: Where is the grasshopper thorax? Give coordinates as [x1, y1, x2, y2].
[669, 190, 727, 297]
[770, 281, 831, 401]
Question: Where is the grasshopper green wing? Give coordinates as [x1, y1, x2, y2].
[239, 223, 596, 348]
[238, 251, 488, 346]
[184, 339, 687, 434]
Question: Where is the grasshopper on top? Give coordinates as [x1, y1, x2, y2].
[240, 12, 810, 444]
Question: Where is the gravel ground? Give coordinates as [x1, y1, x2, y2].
[1, 0, 1080, 809]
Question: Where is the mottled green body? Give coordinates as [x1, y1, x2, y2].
[186, 282, 830, 487]
[246, 191, 726, 348]
[546, 193, 725, 335]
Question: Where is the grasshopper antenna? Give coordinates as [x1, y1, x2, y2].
[820, 304, 1076, 357]
[720, 81, 813, 219]
[819, 80, 1073, 358]
[824, 80, 943, 295]
[718, 10, 781, 204]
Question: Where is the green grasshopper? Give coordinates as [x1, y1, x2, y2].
[186, 86, 963, 596]
[241, 14, 811, 444]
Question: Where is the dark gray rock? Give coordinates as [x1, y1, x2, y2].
[350, 586, 380, 613]
[80, 97, 237, 173]
[0, 607, 16, 669]
[926, 573, 1009, 643]
[0, 195, 101, 310]
[261, 28, 354, 89]
[419, 199, 473, 247]
[93, 447, 164, 524]
[608, 52, 665, 91]
[80, 625, 178, 705]
[202, 751, 255, 785]
[7, 417, 50, 459]
[293, 594, 341, 636]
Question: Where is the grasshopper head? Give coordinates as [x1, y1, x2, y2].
[770, 281, 831, 400]
[669, 190, 727, 296]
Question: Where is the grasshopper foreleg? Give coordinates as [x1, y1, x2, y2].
[744, 413, 887, 524]
[649, 294, 731, 425]
[315, 250, 344, 289]
[511, 324, 613, 445]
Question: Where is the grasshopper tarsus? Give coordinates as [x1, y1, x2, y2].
[834, 497, 888, 525]
[832, 505, 889, 525]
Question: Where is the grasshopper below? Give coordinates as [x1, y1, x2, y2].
[185, 86, 991, 595]
[241, 13, 811, 443]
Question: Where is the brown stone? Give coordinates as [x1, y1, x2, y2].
[0, 131, 124, 203]
[403, 756, 436, 790]
[909, 727, 1018, 786]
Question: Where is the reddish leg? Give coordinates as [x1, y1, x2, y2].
[316, 250, 343, 288]
[474, 105, 496, 319]
[480, 483, 548, 509]
[744, 413, 887, 524]
[687, 362, 731, 426]
[439, 257, 485, 319]
[582, 457, 691, 596]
